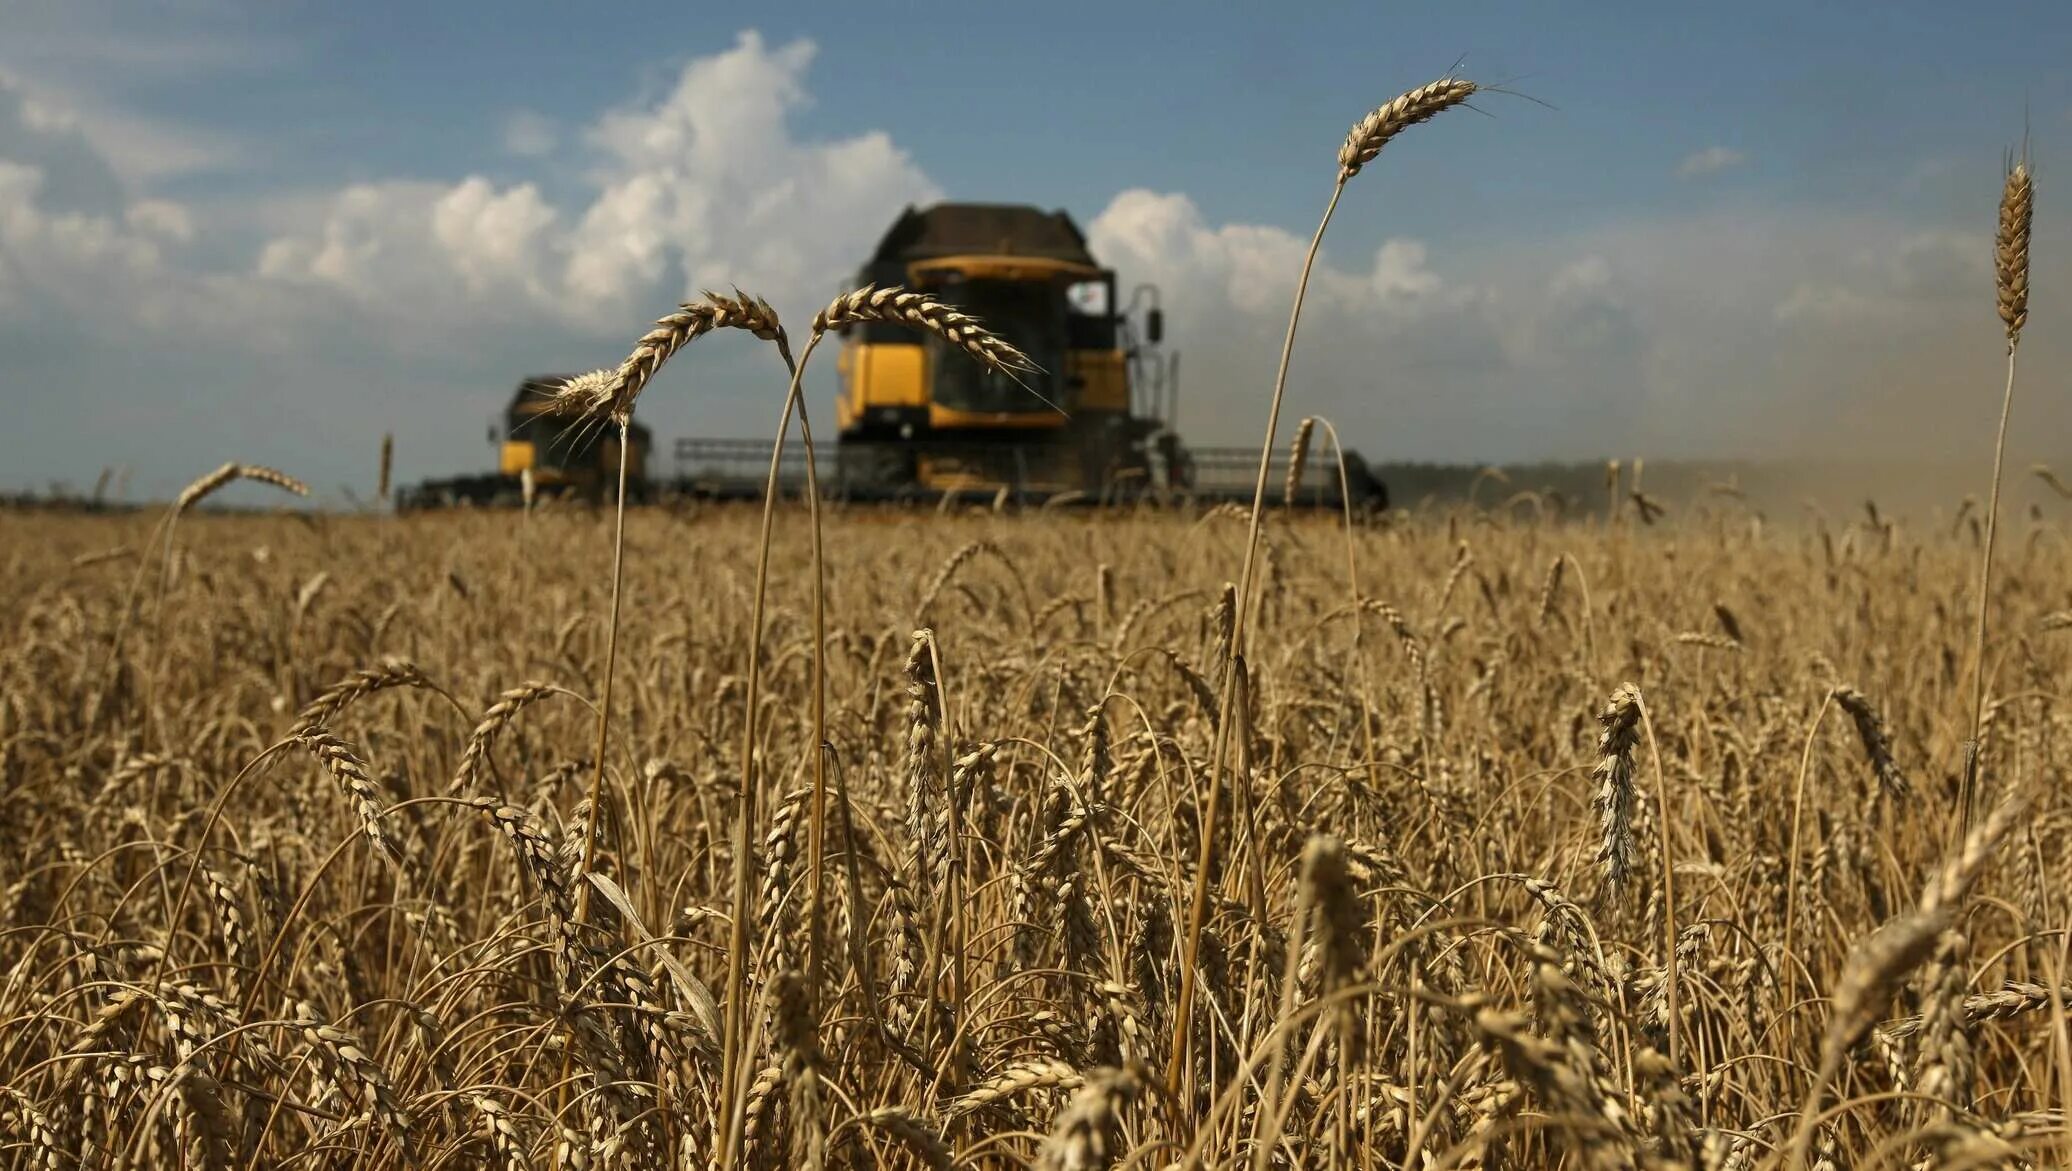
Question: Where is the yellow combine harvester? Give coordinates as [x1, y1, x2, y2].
[829, 202, 1179, 495]
[676, 201, 1206, 501]
[406, 202, 1390, 509]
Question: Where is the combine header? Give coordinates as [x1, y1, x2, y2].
[401, 202, 1390, 511]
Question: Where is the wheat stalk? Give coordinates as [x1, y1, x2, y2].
[948, 1058, 1085, 1116]
[294, 999, 412, 1137]
[451, 681, 569, 796]
[718, 287, 1030, 1161]
[105, 460, 310, 747]
[543, 290, 794, 1003]
[1171, 75, 1480, 1093]
[1960, 153, 2035, 835]
[1885, 981, 2072, 1037]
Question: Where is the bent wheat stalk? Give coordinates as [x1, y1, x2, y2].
[548, 292, 795, 1161]
[716, 284, 1033, 1166]
[553, 291, 795, 925]
[116, 463, 309, 747]
[549, 290, 789, 427]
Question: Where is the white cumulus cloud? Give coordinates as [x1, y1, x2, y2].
[255, 31, 938, 334]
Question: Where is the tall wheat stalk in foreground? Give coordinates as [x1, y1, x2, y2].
[540, 295, 791, 1155]
[1959, 154, 2032, 833]
[547, 291, 790, 921]
[1169, 74, 1480, 1095]
[715, 284, 1035, 1168]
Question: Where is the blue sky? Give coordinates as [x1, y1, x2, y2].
[2, 0, 2069, 501]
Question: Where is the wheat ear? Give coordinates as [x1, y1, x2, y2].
[550, 290, 790, 426]
[1283, 417, 1316, 507]
[815, 284, 1037, 376]
[1339, 77, 1480, 181]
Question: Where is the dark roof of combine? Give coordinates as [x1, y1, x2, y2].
[868, 203, 1098, 267]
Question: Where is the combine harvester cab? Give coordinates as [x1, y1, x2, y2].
[399, 376, 651, 509]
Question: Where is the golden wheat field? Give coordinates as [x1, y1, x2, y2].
[0, 61, 2063, 1171]
[1, 494, 2068, 1170]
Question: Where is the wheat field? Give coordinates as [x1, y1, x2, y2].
[2, 75, 2065, 1171]
[1, 496, 2067, 1169]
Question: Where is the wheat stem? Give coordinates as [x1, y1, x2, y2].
[1961, 346, 2019, 835]
[1172, 180, 1343, 1100]
[572, 419, 631, 920]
